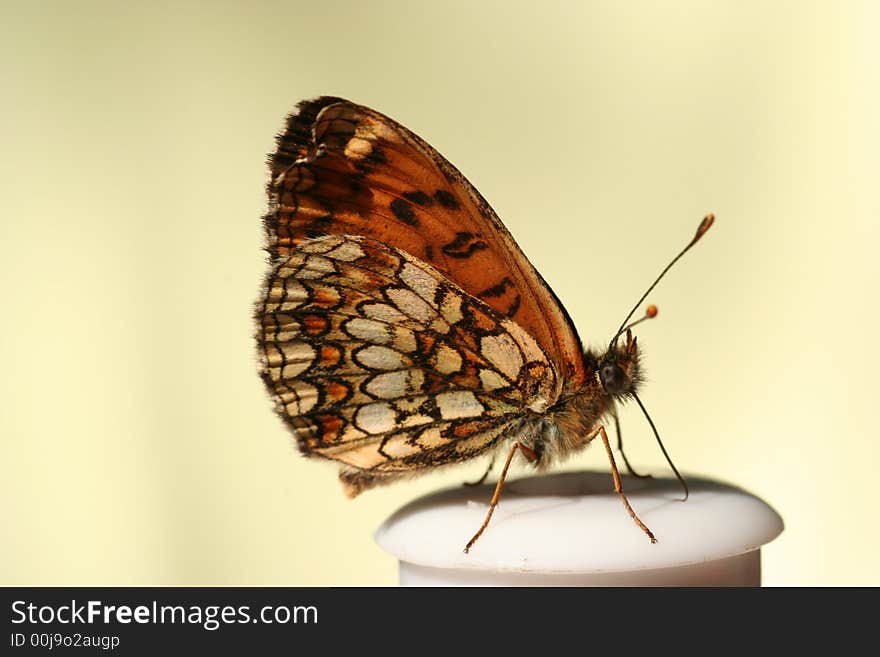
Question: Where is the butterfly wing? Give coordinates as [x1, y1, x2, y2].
[265, 97, 586, 388]
[257, 235, 561, 495]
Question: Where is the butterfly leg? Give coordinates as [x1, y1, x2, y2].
[464, 441, 536, 553]
[612, 410, 652, 479]
[591, 424, 657, 543]
[463, 458, 495, 487]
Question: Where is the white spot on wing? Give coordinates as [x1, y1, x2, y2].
[415, 426, 451, 449]
[344, 136, 374, 160]
[265, 277, 308, 312]
[326, 240, 366, 262]
[354, 345, 410, 370]
[392, 327, 417, 352]
[355, 402, 396, 434]
[299, 236, 342, 253]
[479, 369, 508, 391]
[440, 292, 464, 324]
[283, 279, 308, 301]
[345, 318, 391, 344]
[381, 436, 422, 459]
[297, 255, 335, 279]
[387, 287, 435, 323]
[480, 334, 523, 381]
[282, 358, 313, 379]
[436, 391, 484, 420]
[273, 330, 299, 342]
[266, 341, 315, 374]
[283, 382, 318, 415]
[400, 262, 439, 303]
[362, 303, 409, 325]
[366, 370, 423, 399]
[432, 344, 462, 374]
[262, 316, 300, 343]
[502, 319, 548, 365]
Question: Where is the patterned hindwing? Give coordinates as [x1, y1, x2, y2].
[264, 97, 586, 388]
[256, 235, 562, 496]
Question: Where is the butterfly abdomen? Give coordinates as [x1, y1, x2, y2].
[514, 386, 610, 467]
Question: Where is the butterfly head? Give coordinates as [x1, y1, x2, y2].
[596, 213, 714, 400]
[597, 329, 643, 401]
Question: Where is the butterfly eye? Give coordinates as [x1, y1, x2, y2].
[600, 361, 626, 394]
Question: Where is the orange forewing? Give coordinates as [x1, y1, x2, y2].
[264, 97, 586, 388]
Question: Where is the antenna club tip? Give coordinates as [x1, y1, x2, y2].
[646, 304, 658, 318]
[695, 213, 715, 240]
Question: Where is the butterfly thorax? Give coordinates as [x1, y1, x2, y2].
[523, 333, 643, 466]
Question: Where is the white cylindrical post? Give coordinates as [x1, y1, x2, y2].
[375, 471, 783, 586]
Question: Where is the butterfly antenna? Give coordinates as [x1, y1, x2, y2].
[621, 304, 658, 334]
[632, 392, 689, 501]
[611, 213, 714, 349]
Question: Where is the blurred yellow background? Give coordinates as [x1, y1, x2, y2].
[2, 1, 877, 586]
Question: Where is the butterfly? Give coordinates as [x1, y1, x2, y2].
[255, 96, 713, 551]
